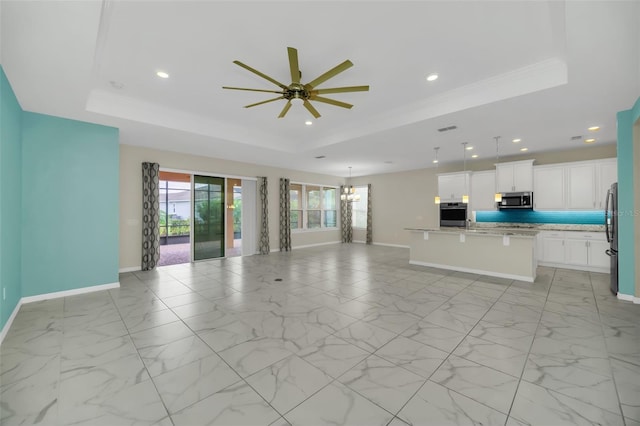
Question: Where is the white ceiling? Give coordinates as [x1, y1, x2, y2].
[2, 1, 639, 177]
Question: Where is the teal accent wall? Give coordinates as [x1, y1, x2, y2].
[21, 113, 119, 297]
[616, 96, 640, 297]
[0, 66, 23, 330]
[476, 210, 606, 225]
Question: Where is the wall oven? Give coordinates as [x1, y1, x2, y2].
[440, 202, 468, 228]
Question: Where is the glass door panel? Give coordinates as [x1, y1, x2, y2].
[193, 175, 225, 260]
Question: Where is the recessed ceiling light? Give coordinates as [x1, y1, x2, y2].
[432, 159, 439, 164]
[512, 138, 521, 143]
[426, 73, 439, 82]
[584, 138, 596, 143]
[588, 126, 600, 132]
[314, 155, 326, 159]
[465, 146, 473, 150]
[471, 154, 479, 158]
[156, 71, 169, 79]
[305, 120, 313, 126]
[520, 147, 528, 152]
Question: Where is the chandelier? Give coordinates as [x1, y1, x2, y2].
[341, 166, 361, 202]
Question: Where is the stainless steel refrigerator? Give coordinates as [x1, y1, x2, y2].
[605, 182, 618, 295]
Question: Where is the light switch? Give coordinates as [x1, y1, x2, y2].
[503, 235, 510, 246]
[423, 232, 429, 240]
[460, 234, 465, 243]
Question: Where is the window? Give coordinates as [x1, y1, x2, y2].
[289, 183, 338, 230]
[351, 186, 369, 229]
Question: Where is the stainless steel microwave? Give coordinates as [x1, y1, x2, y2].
[498, 192, 533, 209]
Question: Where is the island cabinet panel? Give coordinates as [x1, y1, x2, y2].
[408, 229, 537, 282]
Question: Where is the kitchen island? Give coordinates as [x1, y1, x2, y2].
[406, 227, 538, 282]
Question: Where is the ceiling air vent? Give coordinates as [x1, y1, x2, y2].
[314, 155, 326, 159]
[437, 125, 458, 132]
[571, 135, 582, 141]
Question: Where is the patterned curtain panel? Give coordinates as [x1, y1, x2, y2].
[366, 183, 373, 245]
[279, 178, 292, 251]
[141, 162, 160, 271]
[258, 176, 270, 255]
[340, 185, 353, 243]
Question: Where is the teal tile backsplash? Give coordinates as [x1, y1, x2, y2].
[475, 210, 606, 225]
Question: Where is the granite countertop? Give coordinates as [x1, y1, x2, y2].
[406, 222, 605, 237]
[405, 227, 538, 237]
[472, 222, 606, 232]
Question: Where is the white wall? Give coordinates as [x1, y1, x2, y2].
[120, 144, 344, 270]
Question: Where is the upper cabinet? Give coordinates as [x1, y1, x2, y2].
[567, 163, 596, 209]
[533, 165, 565, 210]
[596, 159, 617, 209]
[470, 170, 496, 211]
[532, 158, 616, 211]
[495, 160, 534, 193]
[437, 172, 471, 202]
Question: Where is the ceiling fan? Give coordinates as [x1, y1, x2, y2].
[222, 47, 369, 119]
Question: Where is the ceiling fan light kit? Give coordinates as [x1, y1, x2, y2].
[223, 47, 369, 119]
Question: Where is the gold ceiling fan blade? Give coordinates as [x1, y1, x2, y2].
[303, 100, 321, 118]
[287, 47, 301, 84]
[305, 60, 353, 89]
[278, 100, 293, 118]
[309, 96, 353, 109]
[312, 85, 369, 95]
[223, 86, 286, 94]
[244, 96, 285, 108]
[232, 60, 289, 90]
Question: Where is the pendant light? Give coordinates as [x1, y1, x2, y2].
[433, 147, 441, 205]
[341, 166, 361, 202]
[494, 136, 502, 203]
[461, 142, 469, 204]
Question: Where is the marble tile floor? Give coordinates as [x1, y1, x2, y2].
[1, 244, 639, 425]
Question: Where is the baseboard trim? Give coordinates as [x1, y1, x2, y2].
[1, 281, 122, 346]
[537, 261, 608, 274]
[409, 260, 535, 283]
[21, 282, 121, 304]
[617, 292, 634, 302]
[119, 266, 141, 273]
[372, 242, 410, 249]
[0, 300, 23, 346]
[293, 241, 341, 250]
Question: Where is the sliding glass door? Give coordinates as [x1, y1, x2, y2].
[193, 175, 225, 260]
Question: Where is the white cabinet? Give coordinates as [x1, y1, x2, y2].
[565, 238, 589, 266]
[438, 172, 470, 202]
[565, 232, 608, 267]
[588, 239, 610, 269]
[538, 231, 566, 263]
[470, 170, 496, 211]
[538, 231, 608, 272]
[596, 159, 617, 209]
[531, 158, 617, 211]
[496, 160, 534, 193]
[533, 165, 564, 210]
[567, 163, 596, 210]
